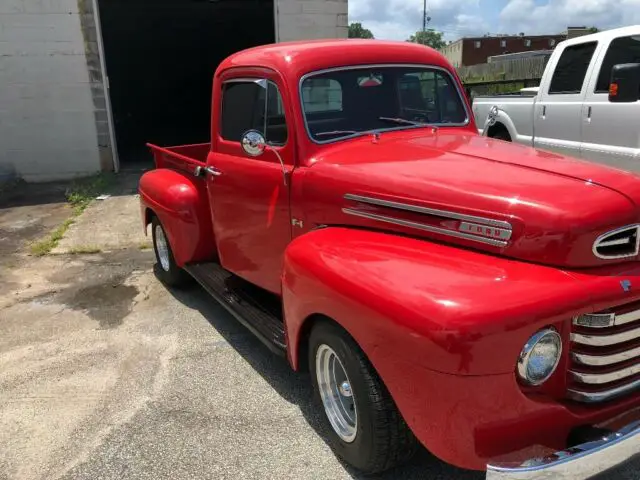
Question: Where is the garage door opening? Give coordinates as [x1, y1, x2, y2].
[97, 0, 275, 168]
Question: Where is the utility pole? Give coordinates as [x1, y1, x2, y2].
[423, 0, 427, 34]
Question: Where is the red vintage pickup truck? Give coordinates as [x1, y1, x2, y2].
[139, 40, 640, 478]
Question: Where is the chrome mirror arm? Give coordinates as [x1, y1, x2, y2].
[266, 143, 287, 187]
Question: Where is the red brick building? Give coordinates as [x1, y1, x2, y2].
[441, 33, 567, 67]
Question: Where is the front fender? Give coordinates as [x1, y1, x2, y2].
[282, 227, 640, 470]
[139, 168, 216, 266]
[283, 227, 585, 378]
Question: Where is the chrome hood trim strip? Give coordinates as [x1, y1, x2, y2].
[342, 208, 509, 247]
[344, 193, 512, 229]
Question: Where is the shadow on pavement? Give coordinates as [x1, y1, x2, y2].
[0, 172, 145, 209]
[165, 275, 483, 480]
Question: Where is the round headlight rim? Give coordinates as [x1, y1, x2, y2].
[517, 327, 563, 387]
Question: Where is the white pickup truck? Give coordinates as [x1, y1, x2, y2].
[473, 26, 640, 172]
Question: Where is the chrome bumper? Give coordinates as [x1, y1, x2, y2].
[486, 420, 640, 479]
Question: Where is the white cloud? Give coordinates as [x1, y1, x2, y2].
[499, 0, 640, 36]
[350, 0, 640, 42]
[348, 0, 488, 41]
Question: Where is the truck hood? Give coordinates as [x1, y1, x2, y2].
[302, 130, 640, 267]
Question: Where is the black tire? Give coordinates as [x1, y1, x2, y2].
[309, 320, 418, 474]
[151, 216, 190, 288]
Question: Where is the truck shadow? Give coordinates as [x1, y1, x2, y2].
[165, 279, 483, 480]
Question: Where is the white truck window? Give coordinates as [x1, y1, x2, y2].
[595, 36, 640, 94]
[549, 42, 597, 94]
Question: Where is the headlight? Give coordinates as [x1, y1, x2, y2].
[517, 328, 562, 386]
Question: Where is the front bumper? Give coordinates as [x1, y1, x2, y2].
[486, 420, 640, 479]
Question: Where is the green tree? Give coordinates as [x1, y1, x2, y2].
[348, 22, 374, 39]
[407, 29, 446, 50]
[588, 26, 599, 34]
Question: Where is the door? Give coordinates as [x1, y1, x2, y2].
[581, 34, 640, 172]
[207, 77, 293, 294]
[533, 41, 599, 158]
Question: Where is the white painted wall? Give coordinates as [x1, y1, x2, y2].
[275, 0, 348, 42]
[0, 0, 101, 182]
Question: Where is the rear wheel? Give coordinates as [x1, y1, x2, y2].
[309, 321, 418, 474]
[151, 216, 190, 287]
[490, 128, 512, 142]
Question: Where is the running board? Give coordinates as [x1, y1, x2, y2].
[184, 262, 286, 356]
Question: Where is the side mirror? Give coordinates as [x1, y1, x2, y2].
[241, 130, 266, 156]
[608, 63, 640, 103]
[240, 129, 288, 187]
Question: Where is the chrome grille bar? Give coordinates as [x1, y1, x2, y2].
[570, 324, 640, 346]
[570, 363, 640, 384]
[572, 308, 640, 328]
[569, 306, 640, 403]
[572, 345, 640, 366]
[568, 377, 640, 403]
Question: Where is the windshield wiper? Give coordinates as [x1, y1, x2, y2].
[378, 117, 425, 126]
[315, 130, 360, 137]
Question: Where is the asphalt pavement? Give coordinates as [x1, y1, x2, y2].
[0, 178, 637, 480]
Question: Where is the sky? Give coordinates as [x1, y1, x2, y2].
[348, 0, 640, 42]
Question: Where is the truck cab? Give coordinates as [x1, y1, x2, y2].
[474, 26, 640, 172]
[140, 39, 640, 478]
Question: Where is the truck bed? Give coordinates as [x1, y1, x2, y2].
[147, 142, 210, 172]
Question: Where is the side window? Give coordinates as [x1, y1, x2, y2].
[220, 80, 288, 146]
[595, 36, 640, 94]
[266, 82, 287, 146]
[548, 42, 597, 94]
[301, 78, 343, 113]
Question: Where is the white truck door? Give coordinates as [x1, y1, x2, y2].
[581, 33, 640, 173]
[533, 41, 599, 158]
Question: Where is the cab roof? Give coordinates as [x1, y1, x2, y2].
[216, 39, 454, 80]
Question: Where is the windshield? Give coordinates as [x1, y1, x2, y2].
[300, 66, 468, 143]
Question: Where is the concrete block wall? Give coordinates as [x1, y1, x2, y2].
[0, 0, 109, 182]
[275, 0, 348, 42]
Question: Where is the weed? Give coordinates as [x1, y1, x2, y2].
[29, 173, 115, 256]
[30, 218, 74, 256]
[138, 241, 152, 250]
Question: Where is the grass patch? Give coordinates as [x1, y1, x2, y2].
[68, 246, 102, 255]
[29, 173, 115, 256]
[30, 218, 75, 256]
[66, 173, 115, 215]
[138, 241, 152, 250]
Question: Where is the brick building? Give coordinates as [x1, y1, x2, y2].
[441, 33, 567, 68]
[0, 0, 348, 182]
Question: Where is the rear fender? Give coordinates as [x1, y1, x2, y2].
[139, 168, 216, 266]
[482, 107, 517, 140]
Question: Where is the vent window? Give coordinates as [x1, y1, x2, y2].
[593, 225, 639, 259]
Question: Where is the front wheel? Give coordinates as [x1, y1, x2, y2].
[151, 216, 190, 288]
[309, 321, 418, 474]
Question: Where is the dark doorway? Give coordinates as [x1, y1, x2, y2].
[97, 0, 275, 167]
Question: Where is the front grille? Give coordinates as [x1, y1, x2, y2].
[593, 225, 640, 259]
[569, 302, 640, 403]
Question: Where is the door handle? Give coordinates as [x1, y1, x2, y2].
[194, 165, 222, 177]
[542, 105, 546, 118]
[205, 166, 222, 177]
[587, 106, 592, 120]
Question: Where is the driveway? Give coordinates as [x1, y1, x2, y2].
[0, 176, 637, 479]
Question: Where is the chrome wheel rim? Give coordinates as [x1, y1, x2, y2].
[316, 344, 357, 442]
[154, 224, 171, 272]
